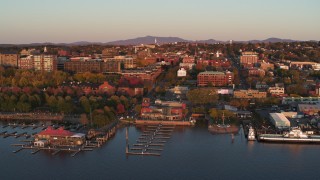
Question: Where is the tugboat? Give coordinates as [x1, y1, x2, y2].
[247, 126, 256, 141]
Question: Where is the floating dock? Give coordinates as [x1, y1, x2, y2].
[126, 123, 175, 157]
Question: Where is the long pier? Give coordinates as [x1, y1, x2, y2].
[126, 123, 175, 157]
[11, 144, 94, 157]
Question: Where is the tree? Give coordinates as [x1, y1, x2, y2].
[187, 88, 218, 105]
[117, 103, 125, 114]
[134, 104, 142, 115]
[80, 113, 89, 125]
[80, 96, 90, 113]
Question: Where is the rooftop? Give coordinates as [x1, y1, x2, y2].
[37, 126, 74, 137]
[198, 71, 229, 75]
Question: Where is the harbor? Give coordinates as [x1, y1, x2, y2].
[0, 120, 118, 157]
[1, 125, 320, 180]
[126, 123, 174, 156]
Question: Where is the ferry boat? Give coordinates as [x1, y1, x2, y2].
[258, 127, 320, 143]
[247, 126, 256, 141]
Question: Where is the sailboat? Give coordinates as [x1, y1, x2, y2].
[208, 113, 239, 134]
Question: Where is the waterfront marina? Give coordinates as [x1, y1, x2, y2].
[1, 123, 320, 179]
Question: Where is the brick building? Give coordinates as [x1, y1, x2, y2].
[233, 89, 267, 98]
[182, 56, 195, 63]
[18, 55, 34, 69]
[104, 56, 136, 69]
[33, 54, 57, 72]
[121, 64, 162, 82]
[197, 71, 234, 87]
[64, 60, 121, 73]
[260, 62, 274, 70]
[240, 51, 258, 67]
[0, 53, 18, 67]
[197, 59, 231, 69]
[246, 68, 265, 77]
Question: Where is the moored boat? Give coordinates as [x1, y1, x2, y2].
[258, 127, 320, 143]
[208, 113, 239, 134]
[247, 126, 256, 141]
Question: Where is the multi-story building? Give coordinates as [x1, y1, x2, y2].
[260, 61, 274, 70]
[240, 51, 258, 67]
[20, 48, 37, 56]
[197, 71, 234, 87]
[246, 68, 265, 77]
[182, 56, 195, 63]
[18, 55, 34, 70]
[121, 64, 162, 82]
[104, 56, 136, 69]
[64, 60, 121, 73]
[233, 89, 267, 99]
[0, 53, 18, 67]
[140, 99, 187, 121]
[33, 55, 57, 72]
[268, 86, 285, 96]
[282, 97, 320, 105]
[102, 48, 118, 58]
[197, 59, 231, 69]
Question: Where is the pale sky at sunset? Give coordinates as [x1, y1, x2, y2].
[1, 0, 319, 43]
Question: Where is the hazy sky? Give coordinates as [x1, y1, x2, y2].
[1, 0, 319, 43]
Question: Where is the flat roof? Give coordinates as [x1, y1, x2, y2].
[198, 71, 227, 75]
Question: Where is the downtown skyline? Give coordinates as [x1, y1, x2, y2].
[1, 0, 320, 44]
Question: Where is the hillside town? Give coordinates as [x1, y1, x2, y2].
[1, 40, 320, 146]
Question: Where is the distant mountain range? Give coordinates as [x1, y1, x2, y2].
[0, 36, 314, 47]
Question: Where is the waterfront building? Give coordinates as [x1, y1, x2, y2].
[233, 89, 267, 99]
[297, 104, 320, 115]
[34, 126, 86, 146]
[197, 71, 234, 87]
[140, 99, 186, 121]
[269, 113, 291, 129]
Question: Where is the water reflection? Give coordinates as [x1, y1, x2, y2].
[1, 124, 320, 180]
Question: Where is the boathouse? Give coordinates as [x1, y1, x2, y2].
[35, 127, 85, 146]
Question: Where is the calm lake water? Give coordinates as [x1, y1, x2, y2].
[0, 124, 319, 180]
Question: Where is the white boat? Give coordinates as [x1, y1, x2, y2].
[247, 126, 256, 141]
[258, 127, 320, 143]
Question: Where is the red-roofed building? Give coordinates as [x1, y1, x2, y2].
[34, 126, 85, 146]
